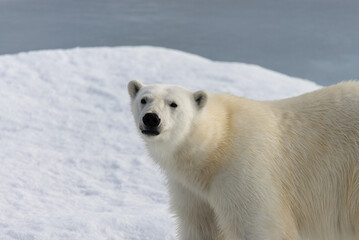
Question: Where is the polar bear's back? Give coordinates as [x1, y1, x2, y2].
[275, 81, 359, 158]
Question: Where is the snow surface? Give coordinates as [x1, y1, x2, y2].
[0, 46, 320, 240]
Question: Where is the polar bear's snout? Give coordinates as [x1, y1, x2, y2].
[143, 113, 161, 128]
[141, 113, 161, 136]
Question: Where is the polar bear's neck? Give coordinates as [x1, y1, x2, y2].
[170, 94, 237, 193]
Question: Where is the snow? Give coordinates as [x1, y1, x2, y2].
[0, 46, 320, 240]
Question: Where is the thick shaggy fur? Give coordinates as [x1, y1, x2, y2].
[128, 80, 359, 240]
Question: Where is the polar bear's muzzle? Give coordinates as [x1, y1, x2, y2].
[140, 113, 161, 136]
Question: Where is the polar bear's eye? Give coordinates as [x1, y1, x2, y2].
[141, 98, 146, 104]
[170, 102, 178, 108]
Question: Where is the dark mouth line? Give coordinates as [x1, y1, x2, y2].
[141, 129, 160, 136]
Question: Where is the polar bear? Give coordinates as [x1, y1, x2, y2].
[128, 80, 359, 240]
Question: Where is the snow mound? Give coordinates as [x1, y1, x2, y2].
[0, 46, 320, 240]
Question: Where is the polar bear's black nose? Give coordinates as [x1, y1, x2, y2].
[143, 113, 161, 128]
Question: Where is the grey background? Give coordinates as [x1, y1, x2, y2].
[1, 0, 358, 86]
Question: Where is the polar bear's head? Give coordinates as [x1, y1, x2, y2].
[128, 80, 207, 144]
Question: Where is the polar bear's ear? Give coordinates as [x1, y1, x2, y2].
[128, 80, 144, 100]
[193, 90, 208, 109]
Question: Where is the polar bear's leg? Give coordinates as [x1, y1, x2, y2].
[167, 178, 222, 240]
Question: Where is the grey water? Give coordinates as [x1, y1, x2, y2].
[0, 0, 358, 86]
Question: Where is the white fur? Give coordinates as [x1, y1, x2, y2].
[128, 80, 359, 240]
